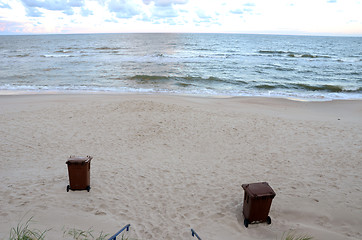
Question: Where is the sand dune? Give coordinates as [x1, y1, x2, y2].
[0, 94, 361, 240]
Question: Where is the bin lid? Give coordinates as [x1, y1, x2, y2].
[242, 182, 276, 199]
[66, 156, 92, 164]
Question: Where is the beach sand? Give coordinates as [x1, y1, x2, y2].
[0, 94, 361, 240]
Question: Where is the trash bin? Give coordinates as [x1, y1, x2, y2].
[66, 156, 92, 192]
[242, 182, 276, 227]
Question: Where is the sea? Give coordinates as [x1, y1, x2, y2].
[1, 33, 361, 100]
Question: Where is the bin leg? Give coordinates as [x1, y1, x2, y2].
[86, 186, 91, 192]
[244, 219, 249, 228]
[266, 216, 271, 225]
[67, 185, 70, 192]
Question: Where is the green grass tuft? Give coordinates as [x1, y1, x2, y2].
[282, 231, 313, 240]
[63, 227, 109, 240]
[9, 216, 49, 240]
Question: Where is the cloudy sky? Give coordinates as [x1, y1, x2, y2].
[0, 0, 361, 35]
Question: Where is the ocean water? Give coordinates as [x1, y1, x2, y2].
[0, 33, 361, 100]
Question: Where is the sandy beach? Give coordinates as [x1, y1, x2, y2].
[0, 94, 361, 240]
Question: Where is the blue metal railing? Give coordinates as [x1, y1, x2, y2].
[191, 228, 202, 240]
[108, 224, 131, 240]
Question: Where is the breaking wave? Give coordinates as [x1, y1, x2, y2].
[293, 84, 362, 93]
[127, 75, 247, 86]
[259, 50, 331, 59]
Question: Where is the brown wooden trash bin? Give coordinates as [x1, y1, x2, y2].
[242, 182, 276, 227]
[66, 156, 92, 192]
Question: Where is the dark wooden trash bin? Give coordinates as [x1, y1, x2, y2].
[66, 156, 92, 192]
[242, 182, 276, 227]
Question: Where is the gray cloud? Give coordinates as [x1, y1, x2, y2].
[63, 8, 74, 15]
[25, 6, 43, 17]
[0, 2, 11, 8]
[230, 9, 243, 15]
[196, 10, 211, 19]
[138, 13, 151, 21]
[152, 6, 178, 18]
[243, 3, 255, 7]
[243, 8, 253, 13]
[20, 0, 85, 17]
[108, 0, 140, 19]
[164, 18, 177, 25]
[68, 0, 84, 7]
[105, 18, 118, 23]
[143, 0, 188, 7]
[144, 0, 189, 21]
[81, 8, 93, 17]
[21, 0, 84, 11]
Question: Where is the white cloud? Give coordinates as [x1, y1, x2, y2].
[0, 0, 361, 35]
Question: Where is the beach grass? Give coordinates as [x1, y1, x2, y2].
[63, 227, 109, 240]
[282, 231, 313, 240]
[10, 216, 314, 240]
[8, 216, 135, 240]
[9, 216, 49, 240]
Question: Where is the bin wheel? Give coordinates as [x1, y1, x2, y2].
[266, 216, 271, 225]
[66, 185, 70, 192]
[86, 186, 91, 192]
[244, 218, 249, 228]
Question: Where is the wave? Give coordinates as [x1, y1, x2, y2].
[128, 75, 170, 81]
[259, 50, 290, 54]
[259, 50, 331, 59]
[55, 50, 73, 53]
[275, 66, 295, 72]
[183, 76, 225, 83]
[299, 54, 330, 59]
[288, 53, 331, 58]
[41, 54, 73, 58]
[255, 84, 288, 90]
[10, 53, 30, 58]
[1, 83, 361, 100]
[126, 75, 246, 86]
[175, 82, 194, 87]
[94, 47, 124, 50]
[252, 82, 362, 93]
[128, 75, 219, 82]
[292, 84, 362, 93]
[290, 53, 331, 58]
[294, 84, 342, 92]
[43, 67, 60, 72]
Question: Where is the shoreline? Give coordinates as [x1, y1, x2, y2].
[1, 94, 361, 239]
[1, 89, 361, 102]
[1, 93, 362, 122]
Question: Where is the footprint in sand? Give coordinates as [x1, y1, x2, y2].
[0, 212, 9, 217]
[95, 210, 106, 215]
[84, 206, 94, 212]
[197, 211, 205, 218]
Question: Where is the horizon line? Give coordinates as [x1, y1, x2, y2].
[1, 31, 362, 37]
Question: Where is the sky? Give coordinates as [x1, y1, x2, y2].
[0, 0, 361, 36]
